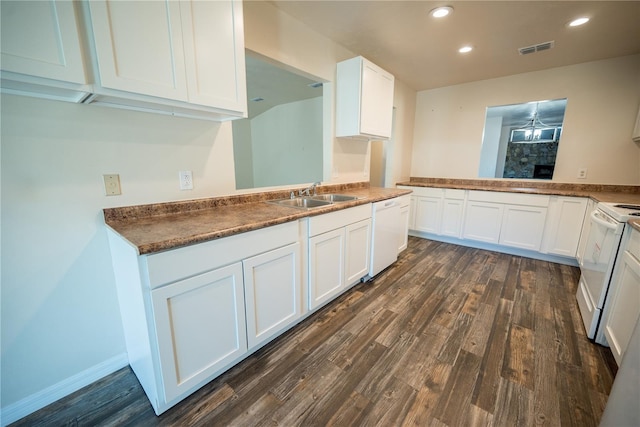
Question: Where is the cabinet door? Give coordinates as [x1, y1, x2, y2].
[398, 206, 410, 252]
[243, 243, 301, 350]
[151, 262, 247, 403]
[500, 205, 547, 251]
[88, 0, 189, 100]
[360, 59, 394, 138]
[541, 197, 588, 257]
[463, 201, 503, 243]
[414, 196, 443, 234]
[345, 219, 372, 285]
[1, 0, 87, 83]
[604, 250, 640, 365]
[408, 196, 417, 230]
[577, 199, 597, 265]
[441, 199, 464, 238]
[309, 228, 345, 310]
[180, 0, 246, 113]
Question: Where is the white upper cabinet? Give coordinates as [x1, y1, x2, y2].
[86, 0, 247, 120]
[336, 56, 394, 139]
[0, 0, 90, 102]
[88, 0, 188, 100]
[180, 0, 246, 112]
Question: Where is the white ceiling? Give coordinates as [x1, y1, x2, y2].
[246, 55, 322, 118]
[267, 0, 640, 91]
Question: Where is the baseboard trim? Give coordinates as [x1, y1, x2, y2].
[409, 231, 579, 267]
[1, 353, 128, 426]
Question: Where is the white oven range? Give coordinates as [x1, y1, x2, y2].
[576, 202, 640, 345]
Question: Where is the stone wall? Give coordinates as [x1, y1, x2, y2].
[502, 141, 559, 179]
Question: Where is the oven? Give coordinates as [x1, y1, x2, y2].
[576, 202, 640, 345]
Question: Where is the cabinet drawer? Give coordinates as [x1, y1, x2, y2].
[308, 204, 371, 237]
[468, 190, 549, 207]
[146, 221, 298, 288]
[444, 189, 465, 200]
[408, 187, 444, 198]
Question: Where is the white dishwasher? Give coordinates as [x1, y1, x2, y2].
[369, 198, 401, 277]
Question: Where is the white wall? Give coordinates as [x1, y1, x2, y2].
[251, 97, 323, 187]
[387, 78, 416, 186]
[243, 1, 416, 185]
[478, 116, 503, 178]
[412, 54, 640, 184]
[232, 119, 254, 189]
[0, 95, 239, 416]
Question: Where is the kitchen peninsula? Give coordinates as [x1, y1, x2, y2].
[104, 182, 411, 414]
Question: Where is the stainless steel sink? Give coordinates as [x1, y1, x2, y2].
[310, 194, 359, 202]
[268, 197, 332, 209]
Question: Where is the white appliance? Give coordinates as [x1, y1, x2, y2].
[369, 198, 401, 277]
[576, 202, 640, 344]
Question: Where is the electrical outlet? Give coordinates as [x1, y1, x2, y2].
[179, 171, 193, 190]
[103, 174, 121, 196]
[577, 168, 588, 179]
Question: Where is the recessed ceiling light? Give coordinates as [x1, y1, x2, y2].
[568, 17, 590, 27]
[458, 46, 473, 53]
[430, 6, 453, 18]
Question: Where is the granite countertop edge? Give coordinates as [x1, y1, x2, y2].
[105, 184, 412, 255]
[397, 179, 640, 204]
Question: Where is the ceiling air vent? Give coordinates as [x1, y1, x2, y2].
[518, 41, 555, 55]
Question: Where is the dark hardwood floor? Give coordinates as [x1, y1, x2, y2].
[12, 237, 617, 426]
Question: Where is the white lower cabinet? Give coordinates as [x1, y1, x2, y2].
[151, 262, 247, 403]
[463, 201, 504, 244]
[415, 195, 443, 234]
[463, 191, 550, 250]
[442, 189, 466, 238]
[309, 228, 346, 310]
[410, 187, 444, 234]
[500, 204, 547, 251]
[108, 221, 301, 415]
[346, 220, 373, 283]
[577, 198, 597, 265]
[398, 195, 411, 252]
[401, 186, 465, 238]
[603, 227, 640, 365]
[541, 196, 588, 257]
[441, 197, 465, 238]
[243, 243, 301, 350]
[307, 204, 371, 311]
[400, 186, 588, 262]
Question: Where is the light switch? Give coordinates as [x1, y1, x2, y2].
[103, 174, 121, 196]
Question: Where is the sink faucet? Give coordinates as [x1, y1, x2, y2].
[299, 181, 321, 197]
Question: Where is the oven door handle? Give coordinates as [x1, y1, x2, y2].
[590, 210, 618, 230]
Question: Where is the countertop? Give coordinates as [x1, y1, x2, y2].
[104, 184, 411, 255]
[397, 178, 640, 205]
[105, 178, 640, 255]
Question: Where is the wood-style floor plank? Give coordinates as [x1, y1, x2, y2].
[12, 237, 617, 427]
